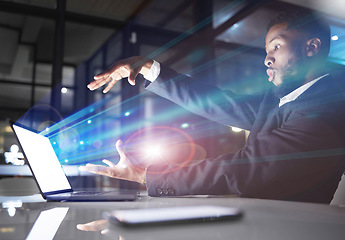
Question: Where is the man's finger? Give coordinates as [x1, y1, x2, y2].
[79, 164, 105, 173]
[88, 77, 110, 91]
[128, 78, 136, 86]
[128, 68, 141, 86]
[93, 73, 109, 80]
[116, 140, 126, 159]
[76, 219, 108, 232]
[103, 77, 118, 93]
[102, 159, 116, 167]
[78, 165, 98, 172]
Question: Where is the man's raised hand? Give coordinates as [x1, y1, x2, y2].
[87, 56, 153, 93]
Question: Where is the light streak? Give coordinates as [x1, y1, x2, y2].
[18, 0, 340, 169]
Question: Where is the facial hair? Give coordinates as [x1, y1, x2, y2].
[273, 58, 307, 99]
[273, 76, 304, 98]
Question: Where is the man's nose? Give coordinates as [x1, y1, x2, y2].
[264, 55, 274, 67]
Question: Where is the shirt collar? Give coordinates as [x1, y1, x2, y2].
[279, 74, 329, 107]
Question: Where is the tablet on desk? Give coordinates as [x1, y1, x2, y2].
[105, 205, 243, 227]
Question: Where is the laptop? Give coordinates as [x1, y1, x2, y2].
[11, 122, 137, 202]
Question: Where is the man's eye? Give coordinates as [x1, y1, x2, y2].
[274, 45, 281, 50]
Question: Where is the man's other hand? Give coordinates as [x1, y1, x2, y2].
[79, 140, 147, 184]
[76, 219, 109, 235]
[87, 56, 153, 93]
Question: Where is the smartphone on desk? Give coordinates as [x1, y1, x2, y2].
[104, 205, 242, 227]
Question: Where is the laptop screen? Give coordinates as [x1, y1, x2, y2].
[12, 124, 72, 194]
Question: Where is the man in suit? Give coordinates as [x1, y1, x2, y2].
[80, 9, 345, 204]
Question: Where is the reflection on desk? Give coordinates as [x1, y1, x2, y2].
[26, 207, 69, 240]
[0, 195, 345, 240]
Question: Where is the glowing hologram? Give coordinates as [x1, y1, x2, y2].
[17, 104, 64, 132]
[123, 126, 197, 174]
[15, 0, 268, 168]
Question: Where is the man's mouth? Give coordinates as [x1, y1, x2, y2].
[266, 68, 275, 82]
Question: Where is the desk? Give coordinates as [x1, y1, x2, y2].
[1, 193, 345, 240]
[0, 165, 93, 176]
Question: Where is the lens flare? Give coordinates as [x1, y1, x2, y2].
[56, 128, 80, 152]
[165, 143, 207, 167]
[18, 104, 64, 132]
[123, 126, 198, 174]
[38, 121, 56, 132]
[142, 144, 164, 159]
[93, 139, 102, 148]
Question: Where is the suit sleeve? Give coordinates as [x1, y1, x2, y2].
[145, 64, 263, 131]
[146, 103, 345, 203]
[145, 69, 345, 203]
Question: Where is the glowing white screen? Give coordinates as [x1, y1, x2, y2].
[13, 125, 71, 193]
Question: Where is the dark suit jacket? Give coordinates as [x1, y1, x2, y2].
[145, 65, 345, 204]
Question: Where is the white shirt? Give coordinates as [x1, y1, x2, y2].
[279, 74, 329, 107]
[143, 60, 161, 82]
[143, 61, 329, 108]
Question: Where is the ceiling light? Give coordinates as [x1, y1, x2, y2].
[61, 87, 68, 93]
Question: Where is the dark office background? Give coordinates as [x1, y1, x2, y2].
[0, 0, 344, 189]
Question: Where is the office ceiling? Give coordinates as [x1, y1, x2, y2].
[0, 0, 198, 71]
[0, 0, 344, 119]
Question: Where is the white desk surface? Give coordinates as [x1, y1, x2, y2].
[0, 192, 344, 240]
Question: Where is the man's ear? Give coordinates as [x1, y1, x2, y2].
[306, 37, 321, 57]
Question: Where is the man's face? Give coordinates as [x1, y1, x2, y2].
[264, 23, 308, 86]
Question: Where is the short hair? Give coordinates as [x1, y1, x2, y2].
[267, 8, 330, 59]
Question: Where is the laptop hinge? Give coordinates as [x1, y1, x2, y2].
[44, 189, 73, 196]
